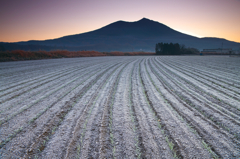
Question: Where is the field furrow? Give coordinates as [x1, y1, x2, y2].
[0, 62, 116, 148]
[63, 61, 128, 159]
[149, 58, 240, 137]
[161, 59, 240, 102]
[145, 59, 239, 158]
[0, 56, 239, 158]
[140, 59, 213, 158]
[154, 58, 240, 120]
[31, 61, 123, 159]
[171, 56, 240, 79]
[0, 58, 110, 93]
[0, 62, 108, 114]
[164, 58, 240, 90]
[157, 58, 240, 111]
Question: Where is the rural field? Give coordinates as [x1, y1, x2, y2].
[0, 56, 240, 158]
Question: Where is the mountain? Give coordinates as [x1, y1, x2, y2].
[1, 18, 240, 52]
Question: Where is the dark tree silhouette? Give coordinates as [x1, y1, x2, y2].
[155, 43, 198, 55]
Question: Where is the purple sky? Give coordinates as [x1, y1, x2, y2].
[0, 0, 240, 42]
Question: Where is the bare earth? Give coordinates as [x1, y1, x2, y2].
[0, 56, 240, 158]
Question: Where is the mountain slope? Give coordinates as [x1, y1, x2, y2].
[2, 18, 240, 51]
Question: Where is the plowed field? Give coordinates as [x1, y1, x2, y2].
[0, 56, 239, 158]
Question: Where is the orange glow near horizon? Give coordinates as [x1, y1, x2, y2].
[0, 0, 240, 43]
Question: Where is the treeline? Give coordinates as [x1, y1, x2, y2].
[155, 43, 199, 55]
[0, 50, 154, 62]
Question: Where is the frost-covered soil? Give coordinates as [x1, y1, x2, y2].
[0, 56, 239, 158]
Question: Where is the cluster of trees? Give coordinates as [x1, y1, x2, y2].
[155, 43, 199, 55]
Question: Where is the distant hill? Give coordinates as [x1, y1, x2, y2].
[1, 18, 240, 52]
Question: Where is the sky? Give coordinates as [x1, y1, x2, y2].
[0, 0, 240, 43]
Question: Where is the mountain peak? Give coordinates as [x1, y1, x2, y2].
[137, 17, 152, 22]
